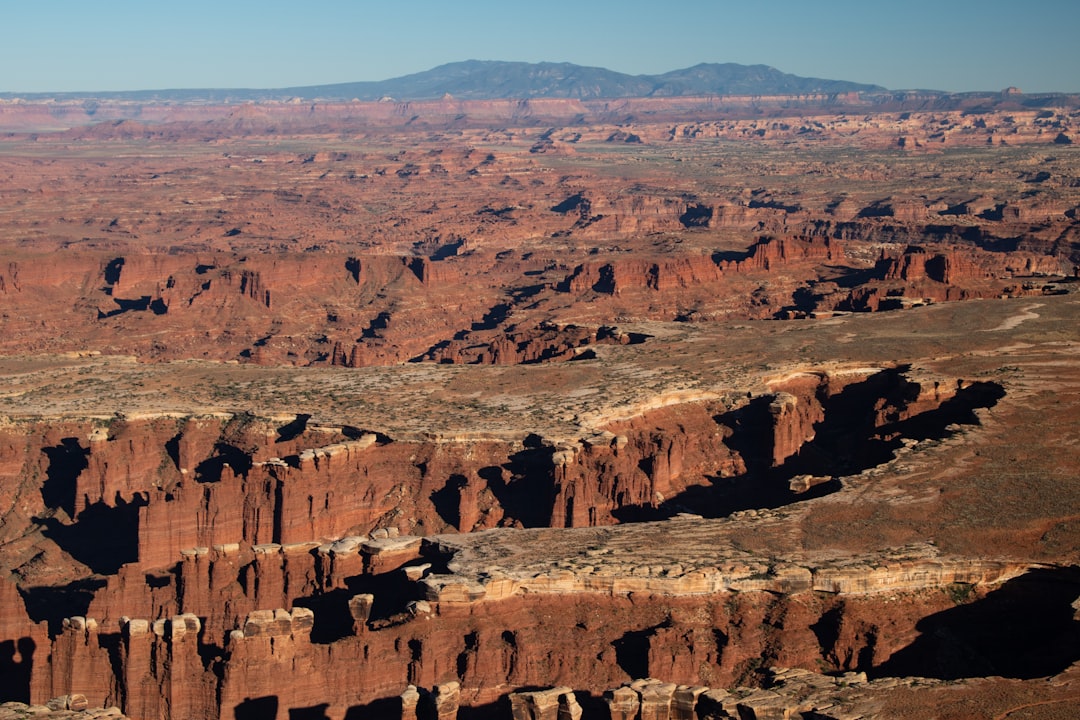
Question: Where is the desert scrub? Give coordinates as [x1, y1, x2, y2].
[945, 582, 975, 605]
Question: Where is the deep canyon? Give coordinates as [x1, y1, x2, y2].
[0, 91, 1078, 719]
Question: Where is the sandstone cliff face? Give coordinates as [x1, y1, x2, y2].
[563, 255, 724, 295]
[801, 244, 1073, 313]
[548, 367, 961, 527]
[0, 358, 1067, 719]
[0, 366, 977, 586]
[881, 246, 990, 284]
[0, 576, 50, 705]
[558, 237, 841, 302]
[725, 236, 844, 272]
[7, 538, 1065, 719]
[0, 239, 853, 365]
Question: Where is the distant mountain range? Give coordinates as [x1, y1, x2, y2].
[1, 61, 887, 102]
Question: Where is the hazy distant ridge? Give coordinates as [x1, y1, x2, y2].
[1, 60, 886, 102]
[296, 60, 886, 100]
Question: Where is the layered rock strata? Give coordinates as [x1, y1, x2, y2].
[0, 364, 980, 577]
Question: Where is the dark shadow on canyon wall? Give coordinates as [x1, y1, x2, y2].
[235, 696, 278, 720]
[616, 372, 1004, 521]
[455, 692, 604, 720]
[875, 380, 1005, 442]
[20, 578, 107, 636]
[41, 437, 89, 518]
[40, 495, 145, 574]
[480, 442, 558, 528]
[431, 474, 468, 530]
[777, 368, 920, 478]
[195, 442, 253, 482]
[0, 637, 35, 703]
[97, 295, 154, 318]
[293, 564, 425, 644]
[347, 686, 509, 720]
[679, 203, 713, 227]
[551, 192, 587, 214]
[456, 698, 514, 720]
[343, 697, 399, 719]
[276, 414, 311, 443]
[289, 704, 331, 720]
[810, 603, 878, 672]
[873, 567, 1080, 680]
[613, 623, 668, 679]
[103, 257, 124, 285]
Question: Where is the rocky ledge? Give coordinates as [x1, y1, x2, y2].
[0, 697, 127, 720]
[400, 662, 1080, 719]
[418, 520, 1030, 604]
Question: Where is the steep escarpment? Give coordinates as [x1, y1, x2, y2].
[4, 529, 1076, 717]
[0, 366, 997, 578]
[0, 363, 1028, 717]
[0, 239, 854, 364]
[4, 234, 1067, 367]
[547, 366, 1002, 526]
[1, 94, 1077, 135]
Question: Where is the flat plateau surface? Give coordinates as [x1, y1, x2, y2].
[0, 294, 1074, 441]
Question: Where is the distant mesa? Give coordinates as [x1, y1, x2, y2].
[0, 60, 887, 103]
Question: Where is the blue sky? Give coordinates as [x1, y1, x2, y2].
[2, 0, 1077, 94]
